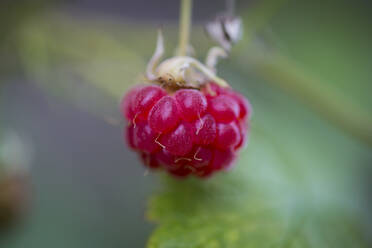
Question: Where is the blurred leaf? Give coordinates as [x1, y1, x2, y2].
[234, 0, 372, 146]
[16, 14, 150, 119]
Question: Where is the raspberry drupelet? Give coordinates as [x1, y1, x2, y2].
[121, 82, 251, 178]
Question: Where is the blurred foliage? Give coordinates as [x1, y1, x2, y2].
[2, 0, 372, 247]
[237, 0, 372, 146]
[0, 0, 55, 76]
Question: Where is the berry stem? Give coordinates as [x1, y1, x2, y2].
[178, 0, 193, 56]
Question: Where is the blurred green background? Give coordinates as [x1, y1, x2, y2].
[1, 0, 371, 247]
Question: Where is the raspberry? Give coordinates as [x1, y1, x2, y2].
[121, 82, 251, 178]
[235, 121, 249, 149]
[160, 122, 194, 156]
[175, 89, 207, 121]
[148, 96, 180, 133]
[132, 85, 166, 121]
[120, 86, 141, 120]
[212, 148, 236, 171]
[208, 95, 240, 123]
[202, 82, 227, 98]
[226, 91, 252, 120]
[155, 149, 189, 171]
[133, 122, 160, 153]
[168, 166, 193, 178]
[191, 146, 213, 169]
[214, 122, 241, 150]
[139, 152, 160, 169]
[193, 114, 217, 145]
[125, 124, 136, 150]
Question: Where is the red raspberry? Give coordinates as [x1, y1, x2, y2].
[155, 149, 191, 172]
[214, 122, 241, 150]
[190, 146, 213, 169]
[193, 114, 217, 145]
[148, 96, 180, 133]
[174, 89, 207, 121]
[121, 82, 251, 178]
[130, 85, 166, 121]
[160, 122, 194, 156]
[120, 87, 136, 120]
[139, 152, 160, 169]
[132, 122, 160, 154]
[208, 95, 240, 123]
[211, 148, 236, 171]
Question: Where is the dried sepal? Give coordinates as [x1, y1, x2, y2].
[146, 30, 165, 81]
[205, 15, 243, 52]
[145, 31, 229, 91]
[205, 46, 228, 72]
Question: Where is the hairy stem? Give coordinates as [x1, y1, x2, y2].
[178, 0, 192, 56]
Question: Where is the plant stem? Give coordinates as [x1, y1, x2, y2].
[178, 0, 192, 56]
